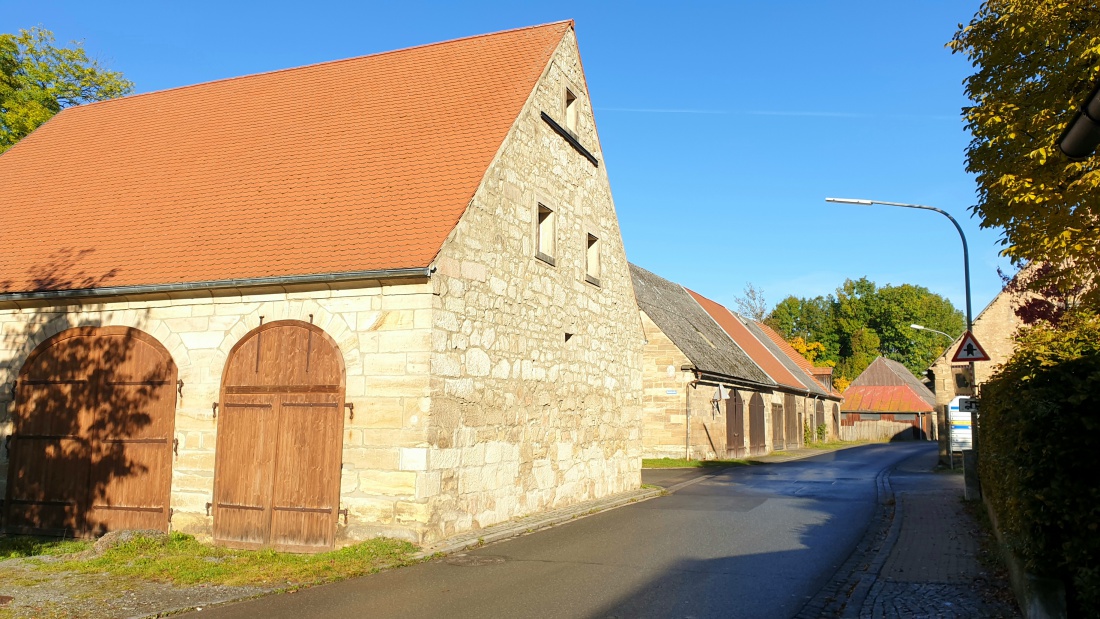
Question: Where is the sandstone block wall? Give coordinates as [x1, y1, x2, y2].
[0, 279, 436, 543]
[421, 30, 645, 540]
[929, 289, 1021, 408]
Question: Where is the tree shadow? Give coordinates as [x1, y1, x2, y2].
[2, 251, 174, 537]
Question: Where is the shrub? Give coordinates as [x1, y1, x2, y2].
[980, 310, 1100, 613]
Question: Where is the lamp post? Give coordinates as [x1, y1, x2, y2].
[826, 197, 977, 461]
[910, 323, 955, 340]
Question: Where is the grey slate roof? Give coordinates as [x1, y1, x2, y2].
[851, 357, 937, 407]
[742, 319, 830, 397]
[630, 263, 774, 386]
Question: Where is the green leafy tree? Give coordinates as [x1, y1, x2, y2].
[949, 2, 1100, 305]
[0, 27, 132, 153]
[766, 277, 964, 380]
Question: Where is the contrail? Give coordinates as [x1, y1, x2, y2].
[597, 107, 955, 121]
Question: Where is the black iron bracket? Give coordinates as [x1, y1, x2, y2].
[541, 111, 599, 167]
[177, 379, 184, 398]
[205, 502, 213, 517]
[212, 402, 218, 419]
[172, 437, 179, 457]
[338, 507, 349, 525]
[345, 402, 354, 421]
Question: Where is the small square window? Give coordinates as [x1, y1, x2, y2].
[536, 204, 556, 265]
[585, 233, 600, 286]
[565, 89, 578, 133]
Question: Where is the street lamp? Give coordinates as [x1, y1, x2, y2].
[826, 197, 977, 463]
[825, 198, 973, 336]
[910, 323, 955, 340]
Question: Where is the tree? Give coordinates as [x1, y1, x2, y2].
[949, 2, 1100, 306]
[767, 277, 964, 380]
[1, 27, 132, 153]
[732, 283, 768, 321]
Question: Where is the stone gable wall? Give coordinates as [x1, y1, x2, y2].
[929, 289, 1021, 408]
[0, 280, 435, 542]
[422, 30, 645, 540]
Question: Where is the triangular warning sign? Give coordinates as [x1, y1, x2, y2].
[952, 330, 991, 362]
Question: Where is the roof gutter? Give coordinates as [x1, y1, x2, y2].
[0, 267, 434, 304]
[690, 368, 776, 392]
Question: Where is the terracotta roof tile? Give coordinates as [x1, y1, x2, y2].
[687, 290, 808, 392]
[0, 21, 573, 293]
[752, 321, 840, 397]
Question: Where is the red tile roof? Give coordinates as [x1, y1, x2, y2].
[752, 321, 841, 397]
[0, 21, 573, 294]
[687, 290, 807, 392]
[841, 385, 935, 413]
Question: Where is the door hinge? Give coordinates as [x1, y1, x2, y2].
[212, 402, 218, 419]
[205, 502, 213, 517]
[168, 508, 174, 523]
[338, 507, 349, 525]
[172, 437, 179, 457]
[344, 402, 354, 420]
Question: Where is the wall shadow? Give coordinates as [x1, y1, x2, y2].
[2, 251, 171, 537]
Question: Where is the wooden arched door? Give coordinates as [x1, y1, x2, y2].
[748, 393, 767, 456]
[725, 391, 745, 458]
[212, 320, 345, 553]
[6, 327, 176, 536]
[815, 400, 826, 435]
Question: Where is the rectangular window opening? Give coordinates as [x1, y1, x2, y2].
[585, 233, 600, 286]
[565, 89, 578, 133]
[536, 204, 556, 265]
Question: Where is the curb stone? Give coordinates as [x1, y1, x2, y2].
[793, 463, 898, 619]
[413, 486, 663, 559]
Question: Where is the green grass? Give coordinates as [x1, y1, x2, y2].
[0, 535, 92, 559]
[642, 457, 751, 469]
[33, 531, 418, 587]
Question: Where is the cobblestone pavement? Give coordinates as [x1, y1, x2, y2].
[796, 444, 1020, 618]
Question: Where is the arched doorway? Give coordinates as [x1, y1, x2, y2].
[6, 327, 176, 536]
[725, 391, 745, 458]
[748, 393, 767, 456]
[212, 320, 345, 552]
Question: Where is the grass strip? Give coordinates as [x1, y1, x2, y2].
[642, 457, 750, 469]
[30, 532, 418, 587]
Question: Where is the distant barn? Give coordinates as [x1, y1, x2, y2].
[840, 357, 935, 442]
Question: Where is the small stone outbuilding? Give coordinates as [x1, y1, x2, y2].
[0, 21, 644, 550]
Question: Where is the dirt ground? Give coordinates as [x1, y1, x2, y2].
[0, 556, 270, 619]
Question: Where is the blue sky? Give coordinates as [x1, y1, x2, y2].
[5, 0, 1010, 317]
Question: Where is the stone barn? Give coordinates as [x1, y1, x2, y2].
[631, 264, 777, 459]
[0, 21, 645, 550]
[688, 292, 834, 450]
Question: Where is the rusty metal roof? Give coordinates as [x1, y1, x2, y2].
[841, 385, 935, 413]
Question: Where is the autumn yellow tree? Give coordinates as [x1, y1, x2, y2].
[950, 2, 1100, 303]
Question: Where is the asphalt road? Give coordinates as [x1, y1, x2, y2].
[183, 442, 931, 619]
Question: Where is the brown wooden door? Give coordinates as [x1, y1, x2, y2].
[771, 403, 785, 451]
[815, 400, 826, 434]
[748, 393, 767, 456]
[784, 394, 800, 448]
[725, 391, 745, 458]
[213, 320, 345, 553]
[5, 327, 176, 536]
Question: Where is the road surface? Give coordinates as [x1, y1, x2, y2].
[184, 442, 931, 619]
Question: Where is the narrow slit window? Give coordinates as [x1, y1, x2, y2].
[536, 204, 556, 265]
[565, 89, 578, 133]
[585, 233, 600, 286]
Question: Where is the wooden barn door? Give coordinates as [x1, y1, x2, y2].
[771, 403, 785, 451]
[213, 320, 345, 553]
[815, 400, 826, 437]
[725, 391, 745, 458]
[748, 393, 767, 456]
[784, 394, 800, 448]
[5, 327, 176, 536]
